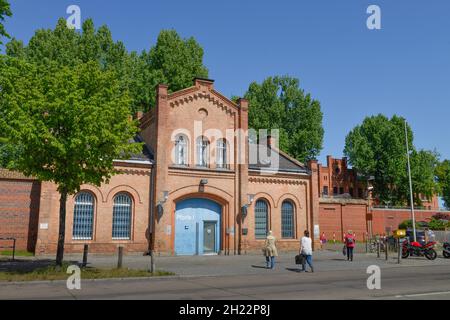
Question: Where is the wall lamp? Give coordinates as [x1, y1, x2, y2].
[248, 194, 255, 205]
[241, 194, 256, 219]
[156, 191, 169, 219]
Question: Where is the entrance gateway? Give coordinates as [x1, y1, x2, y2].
[175, 198, 221, 255]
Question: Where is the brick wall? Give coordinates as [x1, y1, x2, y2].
[319, 199, 448, 241]
[35, 164, 152, 255]
[371, 208, 441, 235]
[0, 178, 41, 252]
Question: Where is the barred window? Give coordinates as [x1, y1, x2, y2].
[175, 134, 189, 166]
[73, 192, 94, 240]
[196, 136, 209, 167]
[281, 201, 295, 239]
[255, 199, 269, 239]
[112, 193, 132, 240]
[216, 139, 227, 168]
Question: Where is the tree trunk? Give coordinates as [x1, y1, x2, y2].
[56, 189, 68, 266]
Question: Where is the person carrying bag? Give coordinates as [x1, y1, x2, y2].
[299, 230, 314, 272]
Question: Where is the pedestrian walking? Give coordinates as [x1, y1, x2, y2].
[424, 227, 435, 243]
[320, 232, 327, 250]
[264, 231, 278, 269]
[299, 230, 314, 272]
[344, 230, 356, 261]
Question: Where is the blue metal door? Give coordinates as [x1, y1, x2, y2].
[175, 198, 221, 255]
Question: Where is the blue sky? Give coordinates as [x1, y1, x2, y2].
[3, 1, 450, 168]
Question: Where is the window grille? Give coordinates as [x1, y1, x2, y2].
[112, 193, 132, 240]
[73, 192, 94, 240]
[196, 137, 209, 167]
[281, 201, 294, 238]
[216, 139, 227, 168]
[255, 200, 268, 239]
[175, 135, 188, 165]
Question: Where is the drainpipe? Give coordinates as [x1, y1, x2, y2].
[148, 162, 156, 272]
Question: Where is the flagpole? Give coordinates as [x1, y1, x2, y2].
[405, 120, 417, 242]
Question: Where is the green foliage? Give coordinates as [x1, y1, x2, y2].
[144, 29, 209, 98]
[0, 261, 175, 282]
[0, 56, 141, 194]
[0, 0, 12, 46]
[428, 218, 449, 231]
[5, 20, 208, 113]
[408, 149, 441, 205]
[244, 75, 324, 163]
[398, 219, 421, 230]
[344, 114, 439, 206]
[436, 160, 450, 209]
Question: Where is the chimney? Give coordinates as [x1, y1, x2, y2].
[237, 98, 248, 111]
[342, 157, 348, 168]
[267, 135, 277, 148]
[135, 111, 143, 120]
[327, 155, 333, 167]
[194, 77, 214, 90]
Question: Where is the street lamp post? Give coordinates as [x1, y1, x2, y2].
[404, 120, 417, 242]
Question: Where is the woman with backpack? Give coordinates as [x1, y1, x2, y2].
[344, 230, 356, 261]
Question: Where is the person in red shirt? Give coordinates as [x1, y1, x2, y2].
[320, 232, 327, 249]
[344, 230, 356, 261]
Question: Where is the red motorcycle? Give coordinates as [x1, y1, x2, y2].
[402, 239, 437, 260]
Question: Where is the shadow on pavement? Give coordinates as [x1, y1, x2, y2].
[0, 259, 79, 273]
[251, 265, 268, 269]
[286, 267, 302, 273]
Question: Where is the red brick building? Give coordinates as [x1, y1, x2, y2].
[0, 79, 320, 255]
[317, 156, 442, 241]
[0, 81, 446, 255]
[0, 169, 41, 252]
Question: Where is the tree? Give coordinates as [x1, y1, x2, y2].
[436, 160, 450, 209]
[0, 57, 141, 265]
[408, 149, 440, 206]
[0, 0, 11, 46]
[144, 30, 208, 96]
[244, 76, 324, 163]
[344, 114, 439, 206]
[5, 20, 209, 113]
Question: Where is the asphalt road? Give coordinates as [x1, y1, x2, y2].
[1, 264, 449, 300]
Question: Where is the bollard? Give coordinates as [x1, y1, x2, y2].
[12, 238, 16, 261]
[117, 246, 123, 269]
[82, 244, 89, 268]
[397, 238, 401, 264]
[150, 250, 155, 273]
[385, 238, 388, 261]
[377, 240, 380, 258]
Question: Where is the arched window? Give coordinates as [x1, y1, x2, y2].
[175, 134, 189, 166]
[196, 136, 209, 167]
[112, 193, 132, 240]
[281, 200, 295, 238]
[73, 192, 94, 240]
[216, 139, 227, 168]
[255, 199, 269, 239]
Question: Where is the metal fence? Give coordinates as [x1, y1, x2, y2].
[0, 238, 16, 260]
[431, 230, 450, 243]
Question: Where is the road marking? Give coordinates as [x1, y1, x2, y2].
[395, 291, 450, 298]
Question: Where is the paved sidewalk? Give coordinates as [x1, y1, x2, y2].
[5, 248, 448, 278]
